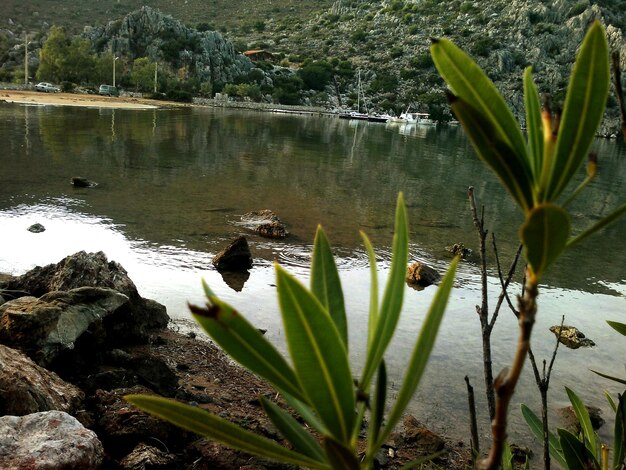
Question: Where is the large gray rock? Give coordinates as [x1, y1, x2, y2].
[2, 251, 169, 343]
[0, 344, 84, 416]
[0, 411, 104, 469]
[0, 287, 129, 366]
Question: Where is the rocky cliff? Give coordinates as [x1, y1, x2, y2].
[83, 6, 253, 86]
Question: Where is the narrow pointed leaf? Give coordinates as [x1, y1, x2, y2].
[614, 393, 626, 468]
[607, 321, 626, 338]
[521, 404, 566, 468]
[566, 387, 598, 455]
[605, 391, 617, 413]
[520, 204, 570, 278]
[260, 397, 326, 462]
[548, 21, 610, 201]
[430, 38, 529, 166]
[524, 66, 543, 179]
[125, 395, 328, 469]
[369, 361, 387, 447]
[558, 428, 600, 470]
[590, 369, 626, 386]
[276, 265, 355, 442]
[323, 438, 360, 470]
[311, 226, 348, 346]
[375, 257, 458, 450]
[502, 441, 514, 470]
[360, 231, 379, 348]
[360, 194, 408, 389]
[189, 300, 305, 402]
[280, 391, 329, 436]
[449, 96, 534, 211]
[567, 202, 626, 249]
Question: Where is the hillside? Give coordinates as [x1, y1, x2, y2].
[0, 0, 624, 134]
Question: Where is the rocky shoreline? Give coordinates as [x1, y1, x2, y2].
[0, 251, 471, 469]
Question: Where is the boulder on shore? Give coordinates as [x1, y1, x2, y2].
[0, 411, 104, 469]
[0, 251, 169, 343]
[0, 344, 84, 416]
[0, 287, 129, 366]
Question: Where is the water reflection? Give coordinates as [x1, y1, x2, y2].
[0, 102, 625, 451]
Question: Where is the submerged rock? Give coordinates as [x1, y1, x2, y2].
[406, 261, 440, 288]
[559, 404, 604, 433]
[27, 223, 46, 233]
[212, 236, 253, 271]
[445, 242, 472, 259]
[0, 411, 104, 469]
[549, 325, 595, 349]
[240, 209, 288, 239]
[71, 176, 97, 188]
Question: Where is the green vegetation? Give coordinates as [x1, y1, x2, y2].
[127, 195, 459, 470]
[432, 21, 626, 468]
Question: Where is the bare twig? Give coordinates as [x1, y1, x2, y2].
[468, 186, 495, 420]
[490, 235, 523, 328]
[465, 375, 480, 466]
[478, 270, 538, 470]
[612, 51, 626, 139]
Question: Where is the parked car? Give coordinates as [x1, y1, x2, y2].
[35, 82, 60, 93]
[98, 84, 119, 97]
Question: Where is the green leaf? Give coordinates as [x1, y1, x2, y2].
[374, 257, 459, 451]
[521, 404, 567, 468]
[520, 204, 570, 278]
[590, 369, 626, 386]
[323, 438, 360, 470]
[605, 391, 617, 413]
[125, 395, 329, 469]
[524, 66, 544, 180]
[567, 202, 626, 249]
[397, 451, 444, 470]
[360, 194, 409, 389]
[360, 231, 379, 348]
[280, 391, 329, 436]
[558, 428, 600, 470]
[430, 37, 529, 170]
[276, 265, 355, 442]
[502, 441, 514, 470]
[311, 226, 348, 347]
[369, 361, 387, 448]
[548, 21, 610, 201]
[189, 296, 305, 403]
[607, 321, 626, 338]
[610, 396, 625, 470]
[448, 96, 534, 211]
[259, 396, 326, 462]
[566, 387, 598, 456]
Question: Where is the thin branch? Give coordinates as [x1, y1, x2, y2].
[478, 270, 538, 470]
[469, 186, 489, 326]
[465, 375, 480, 466]
[489, 236, 522, 330]
[612, 51, 626, 139]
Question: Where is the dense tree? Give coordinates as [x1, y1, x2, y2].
[37, 26, 95, 84]
[297, 60, 333, 91]
[131, 57, 157, 92]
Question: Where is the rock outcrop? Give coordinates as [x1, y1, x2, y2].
[212, 236, 253, 271]
[240, 209, 288, 239]
[84, 6, 254, 86]
[549, 324, 596, 349]
[406, 261, 440, 288]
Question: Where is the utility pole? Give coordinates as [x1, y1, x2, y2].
[113, 56, 119, 87]
[24, 32, 28, 85]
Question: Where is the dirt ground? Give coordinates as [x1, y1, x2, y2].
[0, 89, 184, 109]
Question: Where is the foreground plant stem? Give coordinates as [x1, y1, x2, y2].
[478, 270, 538, 470]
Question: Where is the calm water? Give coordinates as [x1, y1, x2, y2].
[1, 102, 625, 454]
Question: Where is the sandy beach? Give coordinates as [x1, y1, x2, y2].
[0, 89, 176, 109]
